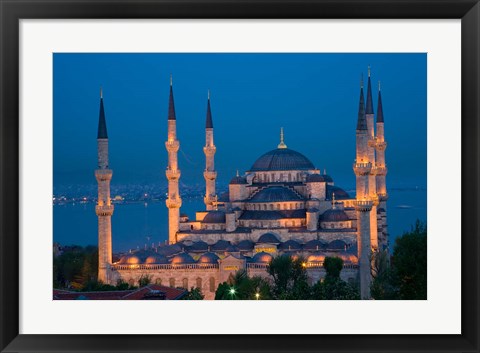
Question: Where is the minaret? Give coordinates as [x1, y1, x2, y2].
[95, 87, 114, 284]
[375, 81, 388, 249]
[365, 66, 378, 250]
[165, 76, 182, 244]
[353, 76, 373, 299]
[203, 90, 217, 210]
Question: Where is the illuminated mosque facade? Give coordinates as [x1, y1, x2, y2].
[95, 70, 388, 300]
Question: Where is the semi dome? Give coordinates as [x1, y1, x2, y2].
[335, 252, 358, 263]
[320, 209, 350, 222]
[252, 251, 273, 263]
[203, 210, 226, 224]
[249, 148, 315, 171]
[257, 232, 280, 244]
[249, 186, 303, 203]
[197, 252, 220, 264]
[170, 252, 195, 265]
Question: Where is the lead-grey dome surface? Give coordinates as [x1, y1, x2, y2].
[249, 186, 303, 203]
[249, 148, 315, 171]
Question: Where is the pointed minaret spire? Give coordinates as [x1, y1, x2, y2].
[356, 78, 367, 131]
[168, 75, 176, 121]
[206, 90, 213, 129]
[278, 127, 287, 149]
[377, 81, 384, 123]
[97, 87, 108, 139]
[365, 66, 374, 115]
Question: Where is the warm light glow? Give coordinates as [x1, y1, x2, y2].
[255, 293, 260, 300]
[302, 262, 307, 268]
[229, 288, 236, 295]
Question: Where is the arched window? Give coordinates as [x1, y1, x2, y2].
[182, 278, 188, 289]
[169, 278, 175, 287]
[209, 277, 216, 292]
[196, 277, 202, 289]
[155, 278, 162, 285]
[288, 173, 292, 182]
[128, 279, 135, 286]
[270, 204, 274, 210]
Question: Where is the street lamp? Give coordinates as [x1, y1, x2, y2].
[229, 287, 236, 300]
[255, 292, 260, 300]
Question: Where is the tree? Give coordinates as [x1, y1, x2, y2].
[267, 255, 310, 299]
[391, 220, 427, 299]
[370, 250, 398, 299]
[311, 257, 360, 300]
[215, 270, 272, 300]
[181, 287, 205, 300]
[138, 274, 152, 287]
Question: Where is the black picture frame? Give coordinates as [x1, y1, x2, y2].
[1, 1, 479, 352]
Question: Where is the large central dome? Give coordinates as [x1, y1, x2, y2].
[249, 148, 315, 172]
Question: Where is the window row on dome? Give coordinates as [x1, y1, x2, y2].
[245, 201, 305, 211]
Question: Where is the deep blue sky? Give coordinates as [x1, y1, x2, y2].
[53, 53, 426, 189]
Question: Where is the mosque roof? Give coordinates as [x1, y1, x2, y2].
[327, 239, 348, 250]
[171, 252, 195, 265]
[144, 254, 169, 264]
[326, 185, 350, 200]
[279, 239, 302, 251]
[187, 241, 209, 252]
[304, 239, 327, 251]
[230, 176, 248, 185]
[236, 239, 255, 251]
[306, 174, 326, 182]
[320, 209, 350, 222]
[252, 251, 273, 263]
[307, 252, 327, 263]
[239, 209, 306, 220]
[257, 233, 280, 244]
[197, 252, 220, 264]
[249, 186, 303, 203]
[202, 210, 226, 224]
[249, 148, 315, 171]
[211, 239, 232, 251]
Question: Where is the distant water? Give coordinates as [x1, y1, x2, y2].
[53, 189, 426, 253]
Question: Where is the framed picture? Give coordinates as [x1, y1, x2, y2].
[1, 0, 479, 352]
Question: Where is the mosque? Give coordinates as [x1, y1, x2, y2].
[95, 70, 388, 300]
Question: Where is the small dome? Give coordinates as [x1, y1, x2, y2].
[250, 148, 315, 171]
[252, 251, 273, 263]
[249, 186, 303, 203]
[237, 239, 255, 251]
[307, 207, 319, 213]
[118, 254, 141, 265]
[203, 210, 226, 224]
[320, 209, 350, 222]
[306, 174, 326, 182]
[170, 252, 195, 265]
[307, 252, 326, 263]
[327, 239, 348, 250]
[212, 239, 232, 251]
[157, 243, 183, 257]
[257, 232, 280, 244]
[188, 241, 209, 252]
[326, 185, 350, 199]
[197, 252, 220, 264]
[322, 174, 334, 183]
[145, 254, 169, 264]
[279, 239, 302, 251]
[230, 176, 248, 184]
[304, 239, 327, 251]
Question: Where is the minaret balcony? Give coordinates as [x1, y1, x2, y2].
[165, 140, 180, 152]
[166, 197, 182, 209]
[95, 204, 114, 216]
[353, 200, 373, 212]
[353, 162, 372, 176]
[367, 138, 377, 148]
[372, 165, 388, 176]
[377, 193, 389, 201]
[203, 170, 217, 180]
[95, 169, 112, 181]
[203, 146, 216, 156]
[375, 141, 387, 151]
[166, 168, 181, 180]
[204, 194, 217, 205]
